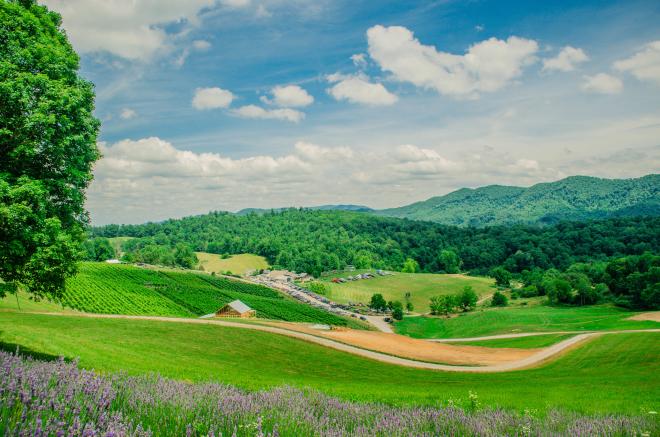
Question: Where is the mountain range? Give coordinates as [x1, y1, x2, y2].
[234, 174, 659, 227]
[375, 174, 659, 226]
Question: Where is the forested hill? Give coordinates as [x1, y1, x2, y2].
[375, 174, 660, 226]
[92, 210, 660, 277]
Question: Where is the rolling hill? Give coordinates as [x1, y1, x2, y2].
[57, 262, 362, 327]
[375, 174, 660, 226]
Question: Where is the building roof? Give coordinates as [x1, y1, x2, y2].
[225, 300, 252, 314]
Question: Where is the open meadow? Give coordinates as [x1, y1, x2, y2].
[396, 304, 660, 339]
[196, 252, 269, 275]
[0, 312, 658, 416]
[321, 272, 495, 312]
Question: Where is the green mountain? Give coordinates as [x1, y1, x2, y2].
[375, 174, 660, 226]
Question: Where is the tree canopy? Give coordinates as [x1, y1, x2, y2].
[0, 0, 99, 298]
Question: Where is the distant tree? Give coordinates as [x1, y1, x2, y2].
[83, 238, 116, 261]
[392, 306, 404, 320]
[369, 293, 388, 312]
[429, 295, 455, 316]
[545, 278, 573, 304]
[490, 267, 512, 288]
[456, 286, 478, 312]
[390, 300, 404, 320]
[174, 243, 197, 269]
[438, 249, 461, 274]
[406, 301, 414, 312]
[401, 258, 420, 273]
[491, 291, 508, 307]
[0, 1, 100, 299]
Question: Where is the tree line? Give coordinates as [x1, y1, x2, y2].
[92, 209, 659, 275]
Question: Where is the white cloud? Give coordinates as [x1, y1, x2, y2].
[192, 40, 212, 51]
[613, 40, 660, 85]
[119, 108, 137, 120]
[175, 39, 213, 67]
[351, 53, 368, 68]
[581, 73, 623, 94]
[256, 5, 272, 18]
[87, 133, 660, 225]
[261, 85, 314, 107]
[221, 0, 251, 7]
[326, 73, 398, 106]
[232, 105, 305, 122]
[294, 141, 353, 162]
[42, 0, 215, 60]
[542, 46, 589, 72]
[192, 87, 235, 110]
[366, 25, 538, 98]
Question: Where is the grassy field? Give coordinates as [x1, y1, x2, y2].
[396, 305, 660, 339]
[196, 252, 269, 275]
[320, 272, 495, 312]
[0, 290, 73, 313]
[0, 312, 657, 415]
[447, 334, 575, 348]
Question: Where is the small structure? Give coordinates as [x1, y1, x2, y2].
[216, 300, 256, 318]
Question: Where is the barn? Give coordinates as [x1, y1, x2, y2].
[215, 300, 256, 318]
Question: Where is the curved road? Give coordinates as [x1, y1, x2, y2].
[31, 311, 659, 373]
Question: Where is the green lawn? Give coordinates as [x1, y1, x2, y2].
[0, 312, 657, 415]
[196, 252, 269, 275]
[0, 290, 72, 313]
[448, 334, 575, 348]
[321, 272, 495, 312]
[396, 305, 660, 339]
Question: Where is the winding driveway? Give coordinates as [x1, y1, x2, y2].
[29, 311, 660, 373]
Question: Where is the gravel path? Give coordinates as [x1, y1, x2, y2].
[29, 311, 660, 373]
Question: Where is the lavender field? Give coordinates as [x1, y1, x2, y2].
[0, 351, 656, 436]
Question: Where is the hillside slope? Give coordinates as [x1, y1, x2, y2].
[61, 263, 361, 327]
[376, 174, 660, 226]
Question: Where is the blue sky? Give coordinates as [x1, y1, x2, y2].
[42, 0, 660, 224]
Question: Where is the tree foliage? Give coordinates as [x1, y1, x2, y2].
[369, 293, 387, 312]
[92, 210, 660, 279]
[0, 0, 100, 299]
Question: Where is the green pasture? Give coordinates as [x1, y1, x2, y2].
[196, 252, 269, 275]
[396, 305, 659, 339]
[321, 272, 495, 312]
[447, 334, 575, 348]
[0, 312, 657, 415]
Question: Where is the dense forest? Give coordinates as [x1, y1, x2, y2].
[377, 174, 659, 226]
[92, 210, 659, 278]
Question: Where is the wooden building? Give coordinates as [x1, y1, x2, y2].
[215, 300, 256, 318]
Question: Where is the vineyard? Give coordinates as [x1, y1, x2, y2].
[62, 263, 360, 327]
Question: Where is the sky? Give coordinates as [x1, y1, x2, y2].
[41, 0, 660, 225]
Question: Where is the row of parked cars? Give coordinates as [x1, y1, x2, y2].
[331, 270, 388, 283]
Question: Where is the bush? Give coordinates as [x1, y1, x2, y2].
[308, 282, 330, 295]
[429, 295, 455, 316]
[491, 291, 508, 307]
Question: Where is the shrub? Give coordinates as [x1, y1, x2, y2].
[491, 291, 508, 307]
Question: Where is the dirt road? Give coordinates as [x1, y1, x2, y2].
[26, 311, 660, 373]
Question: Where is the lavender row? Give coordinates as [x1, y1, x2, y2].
[0, 351, 655, 436]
